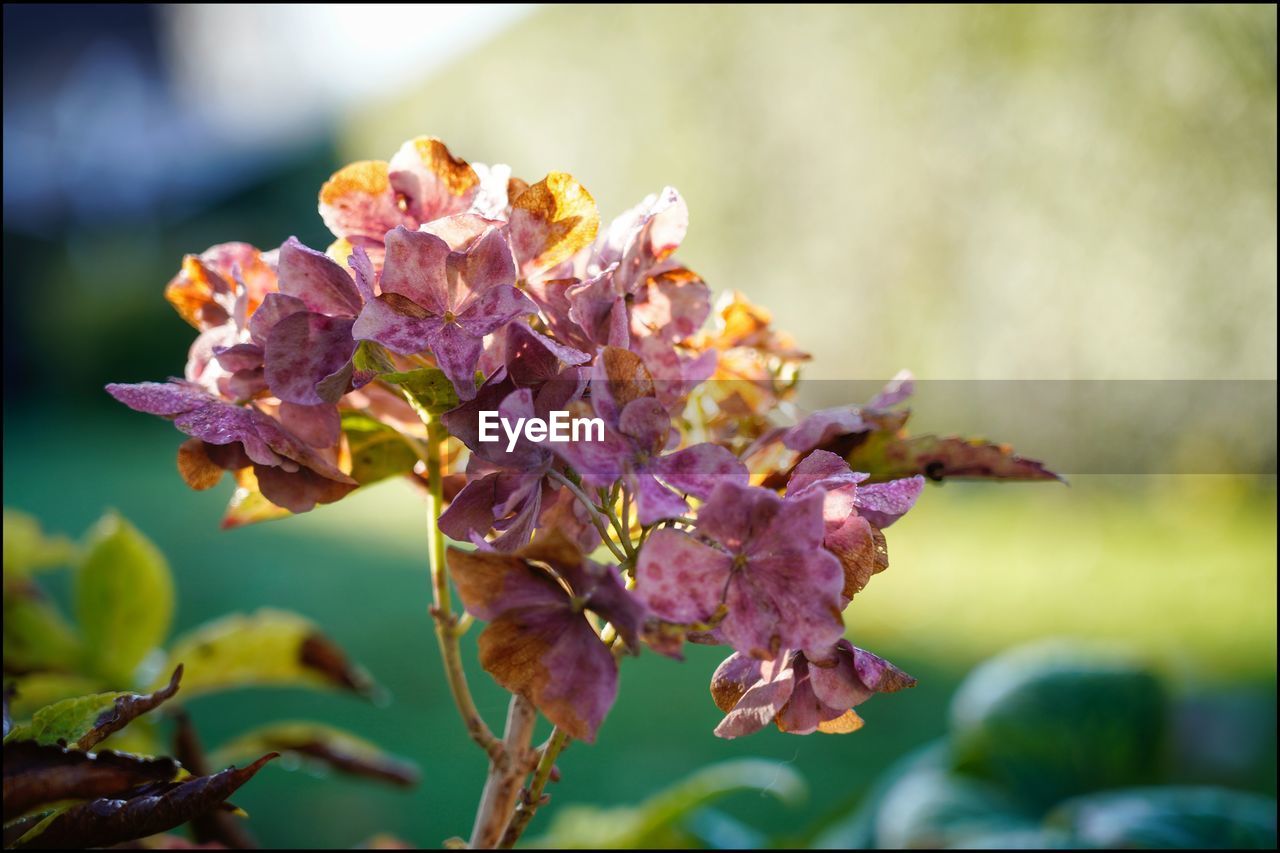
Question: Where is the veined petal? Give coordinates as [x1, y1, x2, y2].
[352, 293, 440, 356]
[635, 529, 732, 624]
[264, 312, 358, 406]
[379, 226, 450, 313]
[652, 443, 748, 500]
[277, 237, 364, 317]
[426, 323, 484, 401]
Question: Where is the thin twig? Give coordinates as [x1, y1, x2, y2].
[547, 469, 628, 562]
[470, 695, 539, 848]
[499, 728, 570, 848]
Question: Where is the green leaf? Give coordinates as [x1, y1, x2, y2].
[1048, 786, 1278, 849]
[949, 641, 1166, 810]
[352, 339, 396, 376]
[535, 759, 807, 848]
[381, 367, 460, 418]
[209, 721, 419, 787]
[159, 609, 378, 699]
[871, 765, 1034, 849]
[2, 740, 180, 821]
[3, 588, 81, 675]
[2, 510, 78, 583]
[5, 674, 107, 721]
[8, 753, 276, 850]
[5, 667, 182, 751]
[74, 513, 174, 684]
[341, 412, 421, 486]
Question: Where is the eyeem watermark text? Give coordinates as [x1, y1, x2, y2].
[478, 411, 605, 452]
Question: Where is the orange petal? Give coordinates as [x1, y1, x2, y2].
[177, 438, 224, 490]
[816, 709, 865, 734]
[509, 172, 600, 277]
[318, 160, 403, 242]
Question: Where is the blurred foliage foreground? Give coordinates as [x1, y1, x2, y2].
[4, 508, 1276, 850]
[533, 642, 1278, 850]
[2, 509, 419, 849]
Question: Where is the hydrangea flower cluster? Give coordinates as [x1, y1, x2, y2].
[109, 137, 1054, 846]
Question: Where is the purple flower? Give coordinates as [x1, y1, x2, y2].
[709, 640, 916, 738]
[554, 347, 747, 525]
[787, 450, 924, 601]
[635, 480, 845, 659]
[353, 219, 535, 400]
[447, 533, 645, 742]
[437, 323, 590, 551]
[105, 381, 355, 513]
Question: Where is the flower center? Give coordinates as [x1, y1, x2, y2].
[442, 310, 457, 324]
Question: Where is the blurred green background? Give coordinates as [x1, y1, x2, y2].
[3, 4, 1275, 848]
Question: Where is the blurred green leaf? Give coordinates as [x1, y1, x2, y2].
[950, 641, 1167, 809]
[341, 412, 421, 486]
[1048, 786, 1278, 849]
[2, 510, 78, 584]
[809, 740, 951, 849]
[4, 666, 181, 751]
[5, 674, 107, 721]
[3, 589, 81, 675]
[381, 367, 460, 419]
[209, 721, 419, 787]
[872, 765, 1034, 849]
[74, 513, 174, 684]
[534, 758, 807, 848]
[159, 609, 377, 699]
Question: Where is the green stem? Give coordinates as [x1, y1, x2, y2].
[547, 469, 628, 562]
[423, 415, 501, 760]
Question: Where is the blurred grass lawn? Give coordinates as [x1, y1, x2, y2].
[4, 410, 1273, 847]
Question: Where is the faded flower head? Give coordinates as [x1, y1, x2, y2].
[107, 133, 1057, 755]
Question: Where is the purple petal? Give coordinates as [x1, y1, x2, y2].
[106, 381, 209, 417]
[248, 293, 308, 346]
[630, 269, 710, 342]
[254, 463, 356, 513]
[630, 469, 692, 527]
[456, 284, 535, 337]
[481, 609, 618, 743]
[783, 406, 868, 453]
[806, 642, 873, 710]
[277, 402, 341, 448]
[617, 397, 671, 453]
[854, 476, 925, 528]
[551, 426, 630, 487]
[427, 323, 485, 401]
[277, 237, 364, 317]
[867, 370, 915, 409]
[379, 226, 451, 314]
[503, 322, 590, 386]
[264, 312, 358, 406]
[352, 293, 440, 356]
[348, 245, 377, 303]
[634, 529, 732, 624]
[787, 449, 868, 499]
[652, 443, 748, 501]
[454, 225, 519, 312]
[721, 546, 845, 659]
[713, 656, 795, 739]
[212, 343, 263, 374]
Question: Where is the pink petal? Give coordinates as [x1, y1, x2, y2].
[634, 529, 732, 624]
[277, 237, 364, 317]
[652, 443, 748, 500]
[379, 226, 451, 314]
[263, 312, 357, 406]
